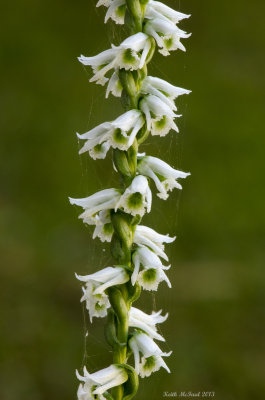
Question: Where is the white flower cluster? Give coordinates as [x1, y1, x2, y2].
[77, 74, 191, 154]
[97, 0, 190, 55]
[76, 307, 171, 398]
[72, 1, 191, 398]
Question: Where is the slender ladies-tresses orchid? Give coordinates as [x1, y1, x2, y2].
[70, 1, 191, 399]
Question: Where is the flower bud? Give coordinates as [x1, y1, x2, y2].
[113, 148, 133, 179]
[111, 210, 134, 246]
[145, 37, 156, 64]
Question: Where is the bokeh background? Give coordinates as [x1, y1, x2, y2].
[1, 0, 265, 399]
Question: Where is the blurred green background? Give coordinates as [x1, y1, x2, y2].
[1, 0, 265, 399]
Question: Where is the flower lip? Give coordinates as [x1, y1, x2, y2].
[116, 175, 152, 217]
[131, 245, 172, 290]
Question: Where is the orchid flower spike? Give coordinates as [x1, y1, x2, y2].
[132, 245, 171, 290]
[76, 266, 129, 321]
[76, 364, 128, 399]
[78, 32, 152, 85]
[69, 188, 122, 225]
[77, 110, 144, 158]
[145, 1, 190, 25]
[72, 0, 191, 394]
[140, 94, 181, 136]
[144, 17, 191, 56]
[137, 155, 190, 200]
[134, 225, 175, 261]
[97, 0, 126, 25]
[129, 331, 172, 377]
[141, 76, 191, 111]
[116, 175, 152, 217]
[129, 306, 168, 342]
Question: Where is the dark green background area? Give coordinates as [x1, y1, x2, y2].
[1, 0, 265, 399]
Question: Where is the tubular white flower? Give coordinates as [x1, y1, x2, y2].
[110, 110, 145, 149]
[132, 246, 171, 290]
[129, 306, 168, 342]
[100, 0, 126, 25]
[145, 1, 190, 25]
[80, 280, 110, 322]
[78, 32, 152, 85]
[116, 175, 152, 217]
[140, 94, 181, 136]
[77, 364, 128, 399]
[106, 70, 123, 98]
[144, 17, 191, 56]
[92, 210, 114, 242]
[69, 188, 122, 225]
[134, 224, 175, 261]
[77, 110, 144, 157]
[137, 155, 190, 200]
[76, 266, 129, 295]
[77, 267, 129, 322]
[129, 331, 172, 377]
[141, 76, 191, 110]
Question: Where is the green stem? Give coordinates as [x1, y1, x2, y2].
[110, 2, 153, 399]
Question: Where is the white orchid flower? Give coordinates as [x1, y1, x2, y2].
[78, 32, 152, 85]
[97, 0, 126, 25]
[129, 306, 168, 342]
[69, 188, 122, 225]
[106, 70, 123, 98]
[129, 331, 172, 377]
[76, 266, 129, 322]
[134, 225, 175, 261]
[145, 1, 190, 25]
[92, 210, 114, 242]
[77, 110, 144, 158]
[137, 155, 190, 200]
[116, 175, 152, 217]
[144, 17, 191, 56]
[140, 94, 181, 137]
[79, 280, 110, 322]
[132, 246, 171, 290]
[141, 76, 191, 110]
[77, 364, 128, 399]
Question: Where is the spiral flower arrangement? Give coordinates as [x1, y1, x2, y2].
[70, 1, 191, 399]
